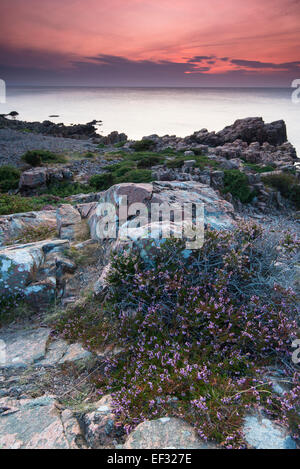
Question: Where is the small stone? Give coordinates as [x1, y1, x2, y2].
[58, 343, 92, 364]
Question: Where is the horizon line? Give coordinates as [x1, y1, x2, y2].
[5, 84, 292, 89]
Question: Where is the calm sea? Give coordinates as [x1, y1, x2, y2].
[2, 86, 300, 155]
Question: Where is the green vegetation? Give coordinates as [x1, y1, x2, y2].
[136, 155, 164, 168]
[166, 154, 219, 170]
[0, 165, 20, 192]
[223, 169, 256, 203]
[0, 295, 35, 328]
[83, 152, 96, 159]
[263, 173, 300, 209]
[158, 147, 177, 155]
[56, 224, 300, 448]
[106, 162, 133, 178]
[116, 169, 152, 183]
[90, 166, 152, 189]
[44, 181, 93, 198]
[22, 150, 67, 166]
[90, 150, 216, 190]
[89, 153, 161, 189]
[0, 194, 60, 215]
[131, 139, 156, 152]
[64, 243, 100, 267]
[90, 173, 114, 191]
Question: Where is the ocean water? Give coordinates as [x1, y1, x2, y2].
[2, 86, 300, 154]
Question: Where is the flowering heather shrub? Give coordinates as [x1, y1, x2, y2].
[56, 222, 300, 448]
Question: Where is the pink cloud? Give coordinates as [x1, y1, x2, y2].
[0, 0, 299, 84]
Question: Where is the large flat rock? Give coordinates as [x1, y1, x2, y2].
[0, 328, 51, 369]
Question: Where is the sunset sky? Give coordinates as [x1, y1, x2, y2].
[0, 0, 299, 86]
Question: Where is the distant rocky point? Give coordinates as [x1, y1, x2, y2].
[0, 114, 290, 147]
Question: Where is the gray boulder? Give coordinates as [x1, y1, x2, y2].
[19, 167, 73, 194]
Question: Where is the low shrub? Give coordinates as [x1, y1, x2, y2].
[263, 173, 300, 209]
[114, 142, 126, 148]
[56, 223, 300, 448]
[44, 182, 93, 198]
[90, 173, 114, 191]
[0, 165, 20, 192]
[64, 243, 101, 267]
[291, 186, 300, 209]
[166, 155, 219, 170]
[0, 292, 34, 328]
[131, 139, 156, 152]
[194, 155, 220, 170]
[22, 150, 67, 166]
[116, 169, 152, 184]
[166, 157, 185, 169]
[110, 163, 134, 179]
[137, 155, 164, 168]
[223, 169, 255, 203]
[158, 147, 177, 155]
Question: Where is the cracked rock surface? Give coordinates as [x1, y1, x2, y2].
[0, 327, 92, 369]
[0, 395, 85, 449]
